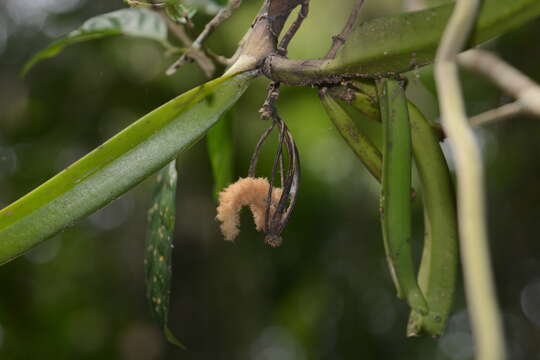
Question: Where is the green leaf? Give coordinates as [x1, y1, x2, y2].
[206, 111, 234, 201]
[377, 78, 428, 315]
[22, 8, 170, 76]
[145, 160, 185, 349]
[0, 71, 255, 265]
[333, 0, 540, 73]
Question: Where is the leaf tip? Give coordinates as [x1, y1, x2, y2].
[164, 327, 187, 350]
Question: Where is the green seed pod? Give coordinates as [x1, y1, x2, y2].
[377, 78, 428, 315]
[406, 103, 457, 337]
[338, 81, 458, 336]
[319, 89, 382, 182]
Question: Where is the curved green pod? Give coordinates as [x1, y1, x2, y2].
[268, 0, 540, 84]
[335, 83, 458, 336]
[0, 71, 255, 265]
[377, 78, 428, 315]
[319, 89, 382, 182]
[406, 103, 458, 337]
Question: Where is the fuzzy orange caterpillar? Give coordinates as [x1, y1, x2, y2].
[216, 177, 283, 241]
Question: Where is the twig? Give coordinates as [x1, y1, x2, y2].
[459, 49, 540, 117]
[159, 12, 216, 77]
[193, 0, 243, 50]
[159, 12, 192, 46]
[259, 81, 281, 119]
[470, 101, 525, 126]
[277, 0, 310, 56]
[325, 0, 365, 59]
[265, 117, 287, 242]
[166, 0, 243, 75]
[435, 1, 506, 359]
[249, 122, 276, 177]
[249, 82, 282, 177]
[205, 48, 234, 66]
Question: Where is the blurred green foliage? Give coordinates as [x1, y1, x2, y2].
[0, 1, 540, 359]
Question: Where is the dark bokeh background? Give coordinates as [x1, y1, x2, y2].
[0, 0, 540, 359]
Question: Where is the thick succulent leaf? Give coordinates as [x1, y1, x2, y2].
[269, 0, 540, 84]
[145, 160, 185, 348]
[206, 111, 234, 200]
[330, 0, 540, 74]
[0, 71, 255, 265]
[22, 8, 170, 76]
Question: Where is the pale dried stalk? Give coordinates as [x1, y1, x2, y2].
[435, 1, 506, 359]
[470, 101, 525, 126]
[459, 49, 540, 117]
